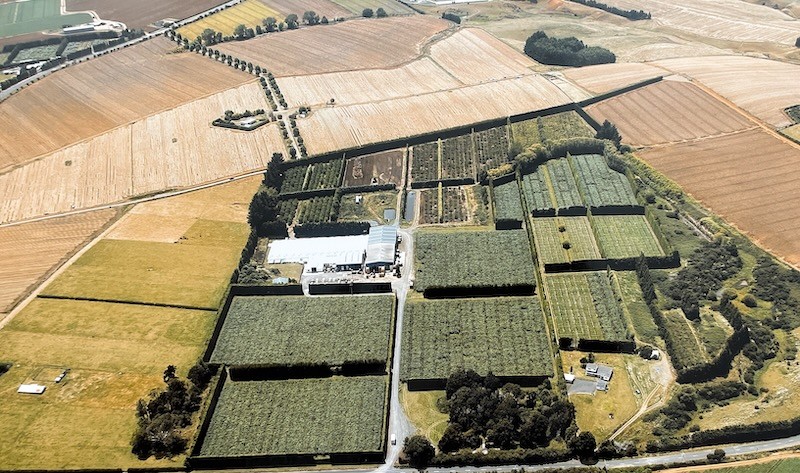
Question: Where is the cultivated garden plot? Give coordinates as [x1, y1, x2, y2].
[343, 149, 403, 187]
[510, 111, 594, 148]
[419, 186, 470, 225]
[440, 134, 476, 180]
[546, 158, 585, 214]
[532, 217, 601, 265]
[521, 168, 556, 216]
[296, 195, 338, 224]
[209, 295, 395, 367]
[592, 215, 664, 259]
[545, 272, 628, 345]
[475, 125, 510, 172]
[585, 80, 753, 146]
[571, 154, 639, 210]
[492, 181, 524, 222]
[199, 376, 388, 457]
[414, 229, 535, 295]
[400, 297, 553, 383]
[280, 159, 344, 194]
[411, 141, 439, 184]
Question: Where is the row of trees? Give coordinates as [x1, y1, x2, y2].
[247, 153, 296, 237]
[568, 0, 651, 20]
[523, 31, 616, 66]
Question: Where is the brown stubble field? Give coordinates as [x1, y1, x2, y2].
[585, 79, 755, 146]
[0, 209, 117, 316]
[0, 82, 286, 224]
[216, 15, 451, 76]
[640, 129, 800, 266]
[65, 0, 230, 30]
[0, 37, 252, 172]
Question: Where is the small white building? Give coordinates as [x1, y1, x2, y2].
[18, 384, 46, 395]
[585, 363, 614, 382]
[564, 373, 576, 384]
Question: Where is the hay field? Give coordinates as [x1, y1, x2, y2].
[0, 82, 285, 223]
[65, 0, 229, 30]
[298, 74, 571, 155]
[0, 38, 251, 172]
[653, 56, 800, 128]
[177, 0, 280, 39]
[597, 0, 800, 45]
[330, 0, 414, 15]
[585, 80, 754, 146]
[640, 129, 800, 266]
[262, 0, 350, 18]
[216, 15, 449, 76]
[0, 209, 115, 315]
[562, 62, 667, 95]
[429, 28, 535, 84]
[278, 58, 460, 107]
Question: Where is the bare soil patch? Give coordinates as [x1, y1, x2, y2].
[343, 149, 404, 187]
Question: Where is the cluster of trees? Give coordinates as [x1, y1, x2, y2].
[568, 0, 650, 20]
[131, 362, 216, 459]
[663, 240, 742, 319]
[523, 31, 615, 66]
[188, 10, 334, 48]
[248, 153, 294, 237]
[752, 258, 800, 328]
[442, 12, 461, 24]
[433, 370, 594, 458]
[651, 380, 746, 436]
[595, 120, 622, 148]
[362, 8, 388, 18]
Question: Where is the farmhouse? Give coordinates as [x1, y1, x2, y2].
[585, 363, 614, 381]
[267, 235, 368, 273]
[365, 226, 398, 271]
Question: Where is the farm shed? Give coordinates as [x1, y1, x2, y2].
[267, 235, 367, 273]
[17, 384, 46, 395]
[585, 363, 614, 382]
[365, 226, 398, 270]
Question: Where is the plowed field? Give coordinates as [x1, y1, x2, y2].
[640, 129, 800, 266]
[563, 62, 667, 95]
[586, 80, 754, 146]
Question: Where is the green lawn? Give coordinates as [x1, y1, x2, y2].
[41, 220, 249, 310]
[0, 0, 92, 38]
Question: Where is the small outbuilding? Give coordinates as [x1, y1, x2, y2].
[18, 384, 46, 395]
[585, 363, 614, 382]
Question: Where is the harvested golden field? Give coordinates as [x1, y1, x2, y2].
[653, 56, 800, 128]
[330, 0, 414, 15]
[298, 74, 570, 155]
[0, 38, 251, 172]
[262, 0, 350, 18]
[640, 129, 800, 266]
[563, 62, 667, 95]
[599, 0, 800, 45]
[428, 28, 535, 83]
[177, 0, 280, 39]
[278, 58, 461, 107]
[585, 79, 754, 146]
[0, 82, 285, 223]
[216, 15, 450, 76]
[0, 209, 116, 315]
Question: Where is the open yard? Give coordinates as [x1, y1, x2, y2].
[0, 0, 92, 39]
[343, 149, 403, 187]
[640, 128, 800, 266]
[199, 376, 388, 457]
[401, 297, 553, 381]
[0, 82, 286, 223]
[209, 295, 395, 367]
[0, 209, 116, 315]
[177, 0, 280, 38]
[592, 215, 664, 259]
[65, 0, 231, 30]
[585, 80, 754, 146]
[0, 38, 252, 173]
[414, 229, 535, 294]
[545, 272, 628, 344]
[217, 16, 449, 77]
[339, 190, 398, 224]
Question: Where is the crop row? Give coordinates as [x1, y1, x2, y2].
[296, 195, 338, 224]
[586, 272, 628, 341]
[199, 376, 387, 457]
[415, 229, 535, 293]
[278, 199, 299, 223]
[418, 188, 440, 225]
[545, 158, 584, 212]
[420, 187, 470, 224]
[411, 141, 439, 183]
[493, 181, 524, 221]
[532, 217, 600, 264]
[510, 111, 593, 147]
[571, 154, 638, 208]
[591, 215, 664, 259]
[521, 168, 556, 216]
[210, 295, 394, 367]
[476, 126, 510, 172]
[400, 297, 553, 380]
[441, 134, 475, 180]
[306, 158, 344, 191]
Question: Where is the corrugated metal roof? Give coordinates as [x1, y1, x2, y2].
[267, 235, 367, 272]
[365, 226, 397, 266]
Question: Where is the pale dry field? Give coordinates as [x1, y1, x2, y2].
[428, 28, 536, 83]
[177, 0, 280, 39]
[563, 62, 667, 95]
[0, 82, 285, 223]
[585, 79, 754, 146]
[599, 0, 800, 45]
[0, 209, 116, 315]
[640, 129, 800, 266]
[216, 15, 450, 76]
[298, 74, 570, 155]
[0, 38, 251, 172]
[262, 0, 351, 18]
[278, 58, 461, 107]
[653, 56, 800, 128]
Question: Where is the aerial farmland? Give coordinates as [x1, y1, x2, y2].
[1, 0, 800, 471]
